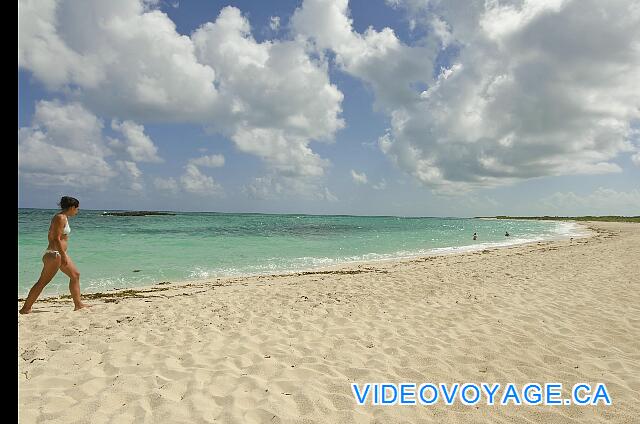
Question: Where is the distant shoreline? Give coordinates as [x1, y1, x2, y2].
[492, 215, 640, 223]
[18, 208, 640, 222]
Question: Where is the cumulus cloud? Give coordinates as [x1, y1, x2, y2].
[18, 100, 160, 192]
[22, 0, 636, 201]
[18, 0, 218, 122]
[372, 179, 387, 190]
[115, 160, 144, 191]
[296, 0, 640, 192]
[292, 0, 436, 111]
[153, 176, 179, 193]
[269, 16, 280, 31]
[540, 187, 640, 216]
[110, 119, 162, 163]
[180, 163, 223, 195]
[243, 176, 283, 200]
[348, 170, 386, 190]
[350, 169, 368, 184]
[188, 154, 225, 168]
[18, 100, 116, 188]
[19, 1, 345, 198]
[192, 6, 344, 188]
[243, 174, 337, 201]
[169, 154, 225, 196]
[230, 128, 330, 180]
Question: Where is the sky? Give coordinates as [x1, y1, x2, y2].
[18, 0, 640, 216]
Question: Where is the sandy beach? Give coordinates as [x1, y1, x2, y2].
[18, 221, 640, 423]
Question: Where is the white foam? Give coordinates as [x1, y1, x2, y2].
[551, 221, 591, 238]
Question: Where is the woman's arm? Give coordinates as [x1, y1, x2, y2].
[49, 215, 68, 266]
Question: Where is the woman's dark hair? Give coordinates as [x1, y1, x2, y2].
[58, 196, 79, 210]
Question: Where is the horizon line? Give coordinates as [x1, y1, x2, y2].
[17, 207, 640, 220]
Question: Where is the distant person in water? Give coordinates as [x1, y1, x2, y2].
[505, 231, 510, 237]
[19, 197, 88, 314]
[473, 232, 477, 241]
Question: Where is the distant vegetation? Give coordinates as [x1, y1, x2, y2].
[494, 216, 640, 223]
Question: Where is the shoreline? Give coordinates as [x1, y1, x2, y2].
[20, 220, 593, 303]
[18, 221, 640, 422]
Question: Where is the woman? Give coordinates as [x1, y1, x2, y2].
[19, 196, 88, 314]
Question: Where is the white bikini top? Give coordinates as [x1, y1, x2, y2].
[63, 219, 71, 235]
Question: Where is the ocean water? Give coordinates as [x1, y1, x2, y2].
[18, 209, 581, 297]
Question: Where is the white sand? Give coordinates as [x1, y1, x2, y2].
[18, 222, 640, 423]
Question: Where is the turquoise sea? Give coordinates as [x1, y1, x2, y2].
[18, 209, 580, 297]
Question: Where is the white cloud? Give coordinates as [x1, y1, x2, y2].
[110, 119, 162, 163]
[372, 179, 387, 190]
[18, 0, 104, 90]
[230, 128, 330, 179]
[351, 169, 387, 190]
[350, 169, 368, 184]
[23, 100, 108, 156]
[188, 154, 225, 168]
[323, 187, 338, 201]
[193, 6, 344, 189]
[430, 15, 453, 48]
[19, 1, 345, 199]
[243, 176, 283, 200]
[180, 163, 223, 195]
[243, 174, 337, 201]
[22, 0, 637, 203]
[18, 100, 116, 188]
[18, 0, 218, 121]
[17, 100, 160, 193]
[153, 177, 179, 193]
[540, 188, 640, 216]
[116, 160, 144, 191]
[296, 0, 640, 192]
[292, 0, 436, 111]
[269, 16, 280, 31]
[632, 152, 640, 166]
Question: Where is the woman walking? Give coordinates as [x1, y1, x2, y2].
[19, 196, 88, 314]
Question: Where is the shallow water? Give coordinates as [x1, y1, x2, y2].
[18, 209, 580, 296]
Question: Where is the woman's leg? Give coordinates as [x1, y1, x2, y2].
[59, 256, 87, 310]
[19, 253, 61, 314]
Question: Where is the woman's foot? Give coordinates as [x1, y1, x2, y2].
[19, 307, 32, 315]
[73, 303, 90, 311]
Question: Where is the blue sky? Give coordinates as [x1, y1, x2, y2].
[18, 0, 640, 215]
